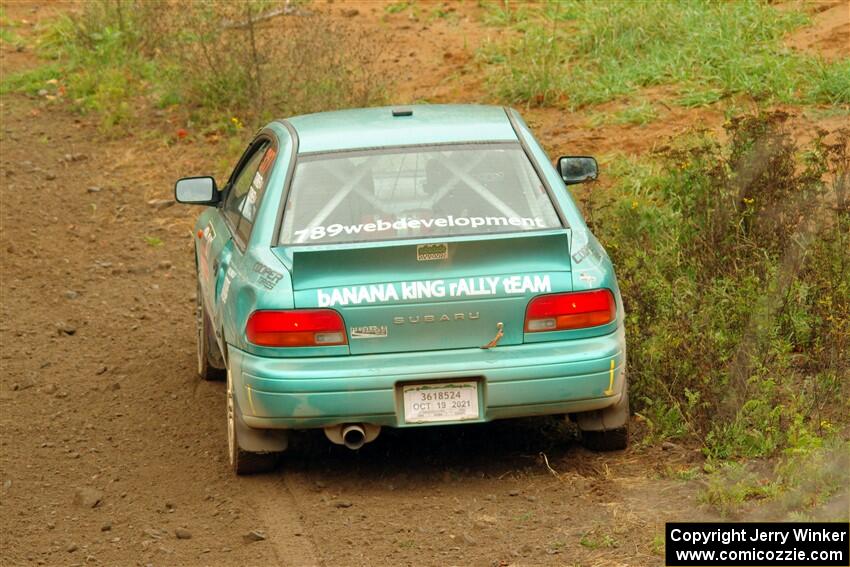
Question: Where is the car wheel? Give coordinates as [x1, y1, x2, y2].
[577, 382, 630, 452]
[226, 365, 281, 475]
[196, 283, 225, 381]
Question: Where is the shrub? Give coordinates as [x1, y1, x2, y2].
[588, 113, 849, 458]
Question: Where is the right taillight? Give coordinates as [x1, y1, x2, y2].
[525, 289, 616, 332]
[246, 309, 347, 347]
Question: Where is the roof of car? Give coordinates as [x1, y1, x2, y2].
[285, 104, 518, 154]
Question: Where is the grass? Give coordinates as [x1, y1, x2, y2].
[478, 0, 850, 108]
[1, 0, 386, 134]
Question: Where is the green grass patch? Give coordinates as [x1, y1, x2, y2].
[4, 1, 386, 134]
[479, 0, 849, 108]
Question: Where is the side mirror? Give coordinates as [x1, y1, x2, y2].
[557, 156, 598, 185]
[175, 176, 219, 205]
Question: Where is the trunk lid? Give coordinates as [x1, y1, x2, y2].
[275, 231, 572, 355]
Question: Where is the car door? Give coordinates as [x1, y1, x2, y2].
[206, 138, 275, 334]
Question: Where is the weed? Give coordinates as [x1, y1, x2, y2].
[144, 236, 163, 247]
[614, 102, 657, 126]
[482, 0, 530, 27]
[579, 530, 618, 549]
[514, 511, 534, 522]
[384, 1, 412, 15]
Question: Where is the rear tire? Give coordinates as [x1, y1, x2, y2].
[227, 366, 281, 475]
[196, 284, 225, 381]
[578, 381, 630, 452]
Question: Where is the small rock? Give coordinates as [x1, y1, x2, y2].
[662, 441, 681, 451]
[56, 322, 76, 336]
[175, 528, 192, 540]
[101, 522, 112, 532]
[45, 171, 56, 180]
[525, 495, 537, 502]
[244, 530, 267, 542]
[508, 489, 519, 497]
[142, 528, 164, 540]
[2, 479, 11, 490]
[340, 8, 359, 16]
[47, 521, 55, 530]
[66, 543, 78, 553]
[64, 290, 79, 300]
[158, 260, 172, 270]
[38, 89, 48, 96]
[96, 366, 108, 375]
[333, 500, 353, 508]
[109, 382, 121, 391]
[86, 186, 101, 193]
[73, 487, 103, 508]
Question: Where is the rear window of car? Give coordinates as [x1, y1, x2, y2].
[278, 143, 562, 245]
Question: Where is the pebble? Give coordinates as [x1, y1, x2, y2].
[87, 186, 101, 193]
[45, 171, 56, 180]
[64, 290, 79, 300]
[66, 543, 78, 553]
[662, 441, 681, 451]
[508, 489, 520, 496]
[175, 527, 192, 540]
[101, 522, 112, 532]
[56, 322, 77, 336]
[73, 487, 103, 508]
[333, 500, 353, 508]
[341, 8, 359, 16]
[244, 530, 267, 542]
[3, 479, 11, 490]
[158, 260, 172, 270]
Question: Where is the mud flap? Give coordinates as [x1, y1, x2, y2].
[234, 397, 289, 453]
[575, 375, 629, 432]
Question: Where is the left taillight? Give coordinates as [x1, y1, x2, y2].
[525, 289, 616, 332]
[246, 310, 347, 347]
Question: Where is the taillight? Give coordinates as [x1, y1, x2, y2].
[246, 310, 347, 347]
[525, 289, 616, 332]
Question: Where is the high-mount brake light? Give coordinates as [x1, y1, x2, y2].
[246, 310, 347, 347]
[525, 289, 616, 332]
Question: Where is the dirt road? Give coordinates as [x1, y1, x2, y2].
[1, 1, 846, 566]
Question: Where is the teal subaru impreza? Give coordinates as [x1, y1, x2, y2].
[175, 105, 628, 474]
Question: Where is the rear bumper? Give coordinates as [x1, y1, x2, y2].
[231, 325, 626, 430]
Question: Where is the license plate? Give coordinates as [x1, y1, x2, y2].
[402, 382, 479, 424]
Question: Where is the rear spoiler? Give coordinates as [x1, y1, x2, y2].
[280, 230, 571, 291]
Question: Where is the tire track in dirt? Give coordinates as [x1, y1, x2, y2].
[245, 474, 322, 567]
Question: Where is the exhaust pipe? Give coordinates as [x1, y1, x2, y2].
[341, 424, 366, 450]
[324, 423, 381, 450]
